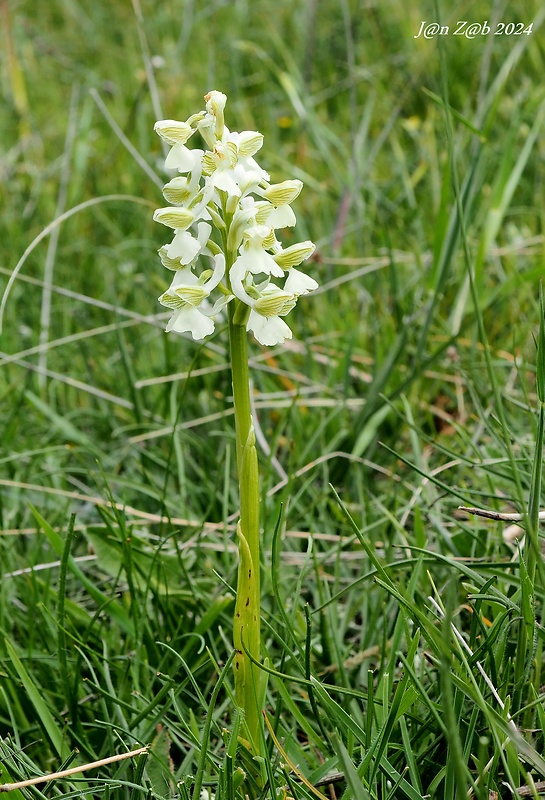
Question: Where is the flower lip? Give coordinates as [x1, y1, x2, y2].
[164, 143, 203, 173]
[166, 304, 216, 339]
[165, 230, 202, 263]
[247, 309, 293, 346]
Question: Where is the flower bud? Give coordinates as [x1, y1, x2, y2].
[205, 90, 227, 116]
[154, 120, 193, 145]
[205, 90, 227, 139]
[264, 180, 303, 207]
[153, 207, 194, 230]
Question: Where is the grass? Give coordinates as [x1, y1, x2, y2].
[2, 0, 545, 797]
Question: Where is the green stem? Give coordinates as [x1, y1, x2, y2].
[229, 303, 252, 470]
[229, 300, 262, 756]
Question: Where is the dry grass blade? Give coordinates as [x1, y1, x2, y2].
[0, 746, 149, 791]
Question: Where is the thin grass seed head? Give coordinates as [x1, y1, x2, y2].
[153, 90, 318, 345]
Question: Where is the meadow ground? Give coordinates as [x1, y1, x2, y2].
[1, 1, 545, 798]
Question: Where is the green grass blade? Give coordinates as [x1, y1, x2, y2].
[4, 638, 69, 760]
[29, 505, 135, 637]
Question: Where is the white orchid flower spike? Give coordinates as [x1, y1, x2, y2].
[153, 90, 318, 344]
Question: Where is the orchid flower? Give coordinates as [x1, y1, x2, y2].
[158, 254, 229, 340]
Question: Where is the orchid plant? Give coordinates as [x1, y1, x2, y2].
[153, 90, 317, 758]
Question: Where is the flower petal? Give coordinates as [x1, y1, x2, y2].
[203, 253, 226, 292]
[284, 268, 319, 295]
[266, 204, 296, 228]
[206, 294, 234, 316]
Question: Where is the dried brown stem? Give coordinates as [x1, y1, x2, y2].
[0, 746, 148, 792]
